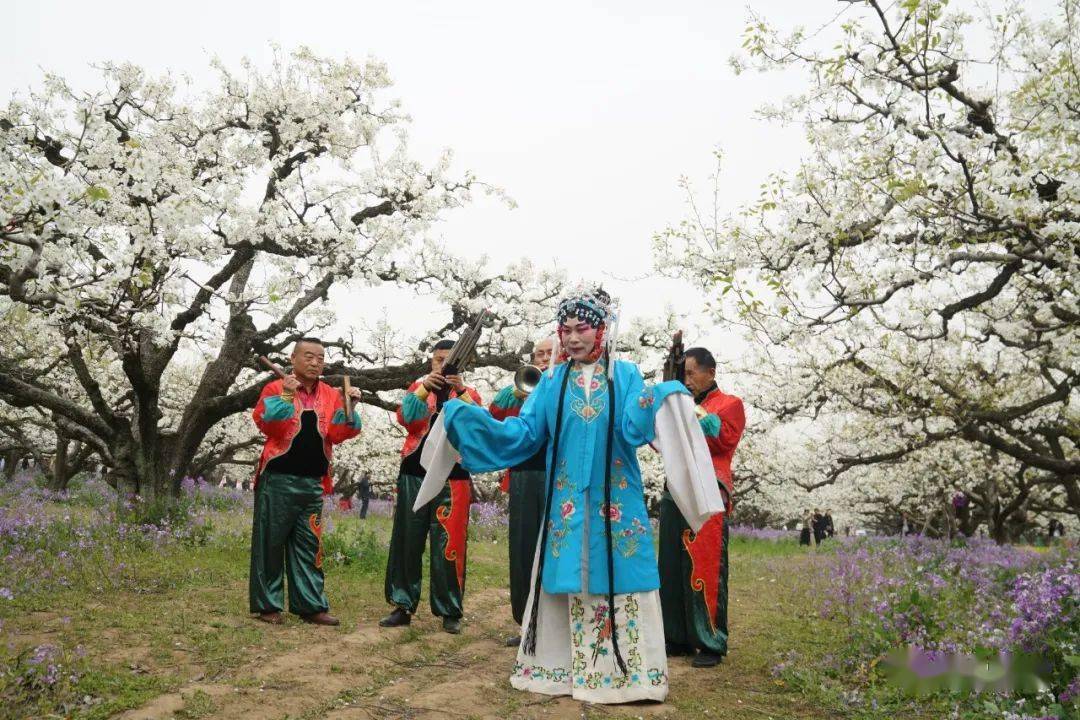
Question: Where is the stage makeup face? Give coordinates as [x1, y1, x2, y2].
[559, 318, 598, 363]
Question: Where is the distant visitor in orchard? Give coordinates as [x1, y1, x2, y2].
[249, 338, 362, 626]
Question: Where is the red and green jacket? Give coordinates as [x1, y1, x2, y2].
[252, 378, 362, 495]
[396, 378, 482, 457]
[488, 385, 525, 492]
[488, 384, 524, 422]
[698, 386, 745, 496]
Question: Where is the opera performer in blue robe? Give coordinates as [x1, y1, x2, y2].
[414, 286, 724, 704]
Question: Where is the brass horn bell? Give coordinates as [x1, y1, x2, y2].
[513, 364, 543, 396]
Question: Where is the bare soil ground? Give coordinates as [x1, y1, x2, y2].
[117, 549, 825, 720]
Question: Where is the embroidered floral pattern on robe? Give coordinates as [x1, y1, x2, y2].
[549, 499, 575, 558]
[596, 502, 650, 558]
[512, 662, 571, 684]
[570, 366, 607, 423]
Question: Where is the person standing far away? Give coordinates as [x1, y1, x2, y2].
[799, 512, 814, 547]
[358, 472, 372, 519]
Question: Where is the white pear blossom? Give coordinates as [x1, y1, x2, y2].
[655, 1, 1078, 538]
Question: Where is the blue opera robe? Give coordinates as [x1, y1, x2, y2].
[441, 360, 688, 595]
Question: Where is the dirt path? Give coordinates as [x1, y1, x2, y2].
[117, 587, 517, 720]
[119, 552, 823, 720]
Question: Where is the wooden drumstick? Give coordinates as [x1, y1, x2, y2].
[258, 355, 288, 379]
[343, 375, 354, 425]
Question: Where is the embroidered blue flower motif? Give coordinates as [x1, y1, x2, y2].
[647, 667, 668, 686]
[638, 389, 655, 408]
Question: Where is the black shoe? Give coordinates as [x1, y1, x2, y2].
[378, 608, 411, 627]
[442, 617, 462, 634]
[666, 642, 691, 657]
[504, 635, 521, 647]
[692, 651, 723, 668]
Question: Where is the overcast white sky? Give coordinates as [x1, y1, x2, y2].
[3, 1, 1011, 360]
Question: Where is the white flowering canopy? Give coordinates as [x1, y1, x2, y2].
[0, 48, 562, 498]
[655, 0, 1079, 537]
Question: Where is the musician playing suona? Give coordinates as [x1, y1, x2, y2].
[380, 339, 482, 635]
[659, 347, 745, 667]
[250, 338, 362, 626]
[489, 336, 555, 647]
[420, 286, 723, 704]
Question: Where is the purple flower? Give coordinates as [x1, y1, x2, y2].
[1006, 561, 1080, 653]
[470, 502, 509, 528]
[1060, 676, 1080, 704]
[28, 644, 57, 666]
[729, 525, 791, 542]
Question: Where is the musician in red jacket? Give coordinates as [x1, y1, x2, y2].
[380, 340, 482, 635]
[658, 346, 745, 667]
[250, 338, 362, 626]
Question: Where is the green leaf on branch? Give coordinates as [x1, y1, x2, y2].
[86, 186, 111, 202]
[901, 0, 921, 15]
[895, 178, 924, 202]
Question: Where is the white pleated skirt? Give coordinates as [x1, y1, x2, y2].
[508, 505, 669, 704]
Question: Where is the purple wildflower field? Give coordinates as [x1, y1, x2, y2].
[0, 472, 249, 604]
[0, 471, 255, 712]
[802, 534, 1079, 718]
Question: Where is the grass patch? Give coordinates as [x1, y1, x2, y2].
[8, 477, 1036, 719]
[175, 689, 217, 718]
[0, 501, 517, 719]
[727, 534, 806, 557]
[69, 664, 170, 720]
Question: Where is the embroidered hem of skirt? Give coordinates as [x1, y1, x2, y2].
[508, 503, 670, 705]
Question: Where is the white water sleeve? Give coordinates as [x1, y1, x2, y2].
[652, 392, 725, 532]
[413, 413, 462, 511]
